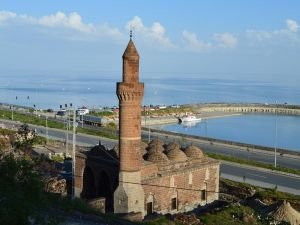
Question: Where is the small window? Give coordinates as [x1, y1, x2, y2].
[147, 202, 153, 215]
[171, 198, 177, 210]
[201, 190, 206, 201]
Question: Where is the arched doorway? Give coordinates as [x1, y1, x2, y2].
[81, 166, 96, 199]
[98, 171, 113, 212]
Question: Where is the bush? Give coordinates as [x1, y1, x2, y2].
[0, 154, 46, 225]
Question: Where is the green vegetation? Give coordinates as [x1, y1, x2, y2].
[200, 205, 266, 225]
[222, 178, 300, 203]
[0, 109, 64, 129]
[207, 152, 300, 176]
[0, 127, 15, 135]
[256, 187, 300, 203]
[0, 154, 51, 225]
[142, 106, 195, 116]
[0, 108, 118, 139]
[77, 127, 118, 140]
[143, 216, 174, 225]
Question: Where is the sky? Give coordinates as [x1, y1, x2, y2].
[0, 0, 300, 83]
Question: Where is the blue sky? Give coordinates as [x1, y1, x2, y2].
[1, 0, 300, 83]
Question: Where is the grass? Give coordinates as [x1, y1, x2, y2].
[0, 109, 64, 129]
[200, 205, 265, 225]
[0, 108, 118, 140]
[0, 127, 15, 135]
[207, 152, 300, 176]
[221, 178, 300, 202]
[142, 106, 196, 116]
[76, 127, 118, 140]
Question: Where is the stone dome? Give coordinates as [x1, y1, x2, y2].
[167, 147, 188, 162]
[165, 141, 180, 152]
[185, 144, 204, 159]
[148, 139, 164, 148]
[147, 144, 164, 154]
[145, 151, 169, 164]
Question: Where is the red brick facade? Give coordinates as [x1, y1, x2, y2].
[75, 37, 220, 218]
[117, 38, 144, 172]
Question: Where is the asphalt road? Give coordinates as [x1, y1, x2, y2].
[147, 130, 300, 170]
[1, 119, 299, 195]
[221, 163, 300, 195]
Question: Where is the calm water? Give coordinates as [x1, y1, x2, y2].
[153, 114, 300, 152]
[1, 75, 300, 151]
[1, 74, 300, 109]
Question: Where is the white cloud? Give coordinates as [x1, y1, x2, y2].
[0, 11, 16, 22]
[182, 30, 212, 52]
[213, 32, 238, 48]
[286, 19, 299, 32]
[126, 16, 175, 48]
[38, 12, 95, 33]
[246, 19, 300, 45]
[0, 10, 123, 41]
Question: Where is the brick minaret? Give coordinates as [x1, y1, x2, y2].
[114, 35, 145, 217]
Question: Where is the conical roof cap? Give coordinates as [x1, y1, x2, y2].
[123, 39, 139, 58]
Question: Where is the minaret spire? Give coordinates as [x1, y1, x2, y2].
[114, 35, 145, 217]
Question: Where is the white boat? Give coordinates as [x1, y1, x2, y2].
[178, 115, 201, 123]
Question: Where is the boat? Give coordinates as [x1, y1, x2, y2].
[178, 115, 202, 123]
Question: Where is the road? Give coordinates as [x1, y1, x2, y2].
[1, 119, 300, 195]
[146, 130, 300, 170]
[221, 163, 300, 195]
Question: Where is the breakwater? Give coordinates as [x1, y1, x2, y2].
[193, 103, 300, 115]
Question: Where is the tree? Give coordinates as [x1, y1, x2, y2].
[0, 154, 44, 225]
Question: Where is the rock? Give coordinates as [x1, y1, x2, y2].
[44, 176, 67, 195]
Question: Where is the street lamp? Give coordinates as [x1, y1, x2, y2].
[274, 102, 278, 168]
[45, 116, 49, 144]
[72, 109, 76, 199]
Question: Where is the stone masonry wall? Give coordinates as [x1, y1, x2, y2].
[142, 164, 219, 215]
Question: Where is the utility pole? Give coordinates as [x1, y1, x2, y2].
[11, 105, 14, 121]
[72, 109, 76, 199]
[65, 104, 69, 157]
[148, 111, 151, 143]
[274, 102, 278, 168]
[46, 116, 48, 144]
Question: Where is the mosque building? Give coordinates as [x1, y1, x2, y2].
[75, 35, 220, 219]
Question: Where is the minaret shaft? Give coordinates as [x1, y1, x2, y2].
[114, 38, 145, 217]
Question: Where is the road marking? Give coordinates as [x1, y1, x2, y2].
[246, 173, 267, 179]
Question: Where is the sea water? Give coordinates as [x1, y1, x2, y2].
[1, 74, 300, 109]
[153, 114, 300, 152]
[1, 74, 300, 151]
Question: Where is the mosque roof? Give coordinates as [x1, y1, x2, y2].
[185, 144, 205, 159]
[167, 147, 188, 162]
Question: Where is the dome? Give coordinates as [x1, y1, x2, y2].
[167, 147, 188, 162]
[148, 139, 164, 147]
[165, 141, 180, 152]
[146, 151, 169, 164]
[147, 144, 164, 154]
[185, 144, 204, 159]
